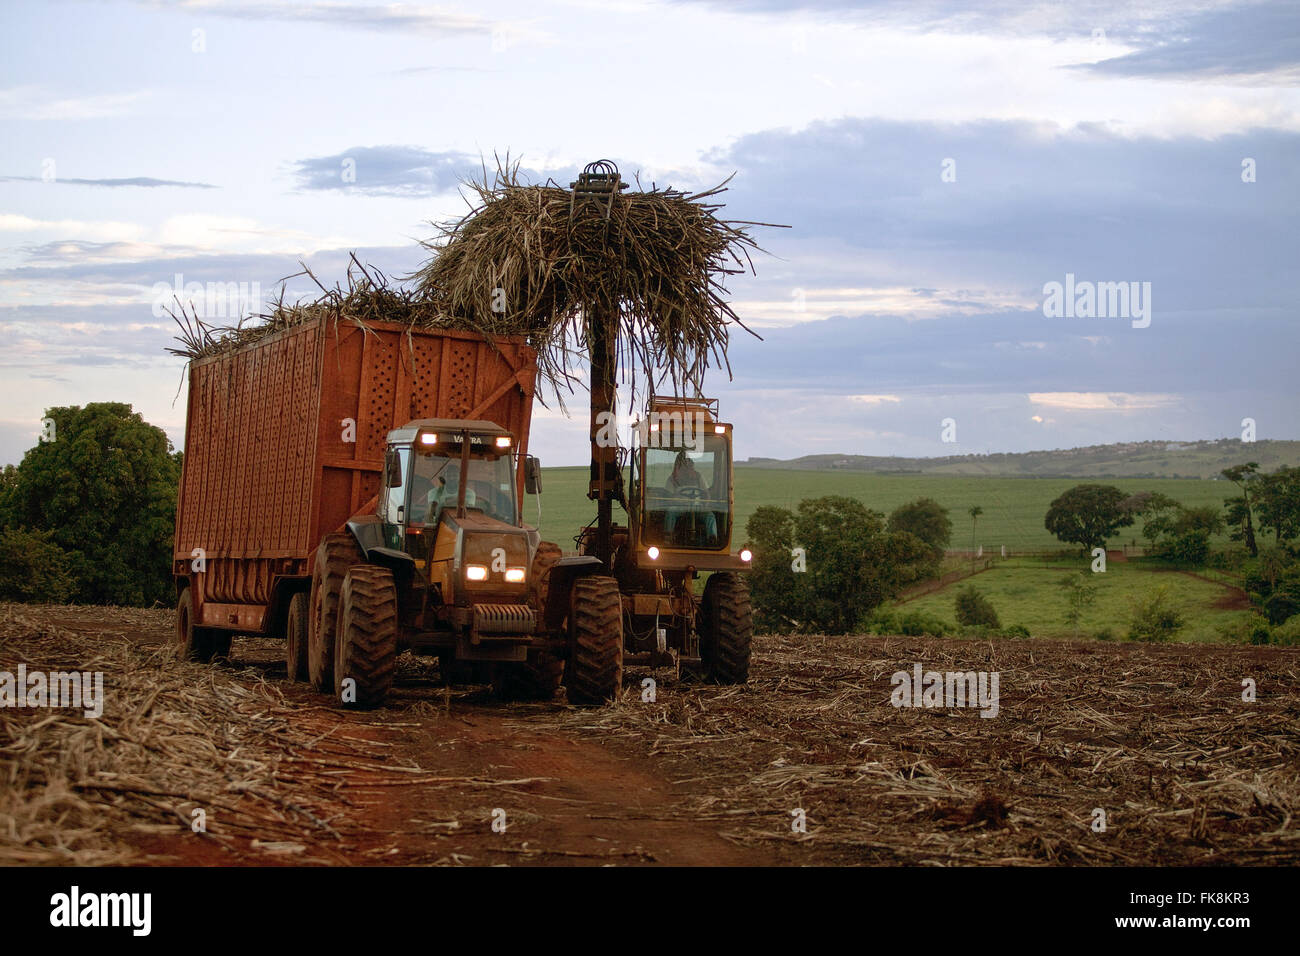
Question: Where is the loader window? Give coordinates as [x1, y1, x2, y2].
[641, 434, 730, 549]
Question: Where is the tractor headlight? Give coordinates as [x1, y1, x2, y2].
[504, 567, 526, 583]
[465, 564, 488, 581]
[647, 546, 660, 560]
[740, 549, 752, 563]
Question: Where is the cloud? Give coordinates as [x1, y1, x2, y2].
[1027, 392, 1182, 411]
[0, 175, 218, 189]
[0, 86, 151, 120]
[1080, 0, 1300, 82]
[139, 1, 493, 36]
[708, 116, 1299, 325]
[289, 146, 570, 197]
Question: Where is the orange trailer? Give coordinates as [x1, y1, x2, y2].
[172, 318, 537, 641]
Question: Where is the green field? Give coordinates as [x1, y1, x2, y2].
[894, 556, 1249, 643]
[532, 466, 1239, 553]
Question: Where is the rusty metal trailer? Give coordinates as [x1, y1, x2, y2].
[173, 319, 537, 642]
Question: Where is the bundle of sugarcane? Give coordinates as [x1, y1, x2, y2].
[166, 255, 455, 360]
[414, 159, 782, 400]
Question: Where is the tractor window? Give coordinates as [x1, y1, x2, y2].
[641, 434, 730, 549]
[410, 450, 517, 526]
[381, 446, 410, 523]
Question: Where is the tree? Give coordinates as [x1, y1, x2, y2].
[967, 505, 983, 557]
[887, 497, 952, 564]
[1221, 463, 1260, 556]
[1057, 572, 1098, 639]
[1127, 585, 1185, 642]
[746, 496, 935, 634]
[1254, 466, 1300, 548]
[1044, 484, 1135, 551]
[1, 403, 180, 606]
[0, 528, 75, 603]
[954, 585, 1000, 629]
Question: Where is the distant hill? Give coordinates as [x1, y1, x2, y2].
[741, 439, 1300, 479]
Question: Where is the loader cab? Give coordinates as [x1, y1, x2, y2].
[629, 397, 733, 555]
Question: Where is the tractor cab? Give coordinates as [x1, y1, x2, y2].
[628, 397, 742, 565]
[372, 419, 536, 614]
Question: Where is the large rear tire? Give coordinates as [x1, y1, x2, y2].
[175, 587, 231, 663]
[285, 591, 309, 682]
[699, 572, 752, 684]
[334, 565, 399, 708]
[308, 533, 362, 692]
[564, 576, 623, 706]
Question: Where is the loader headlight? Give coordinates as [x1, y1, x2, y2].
[647, 546, 660, 560]
[465, 564, 488, 581]
[504, 567, 526, 583]
[740, 549, 752, 563]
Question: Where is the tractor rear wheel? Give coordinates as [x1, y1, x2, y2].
[175, 587, 231, 663]
[308, 533, 362, 692]
[700, 572, 752, 684]
[334, 565, 399, 708]
[285, 591, 309, 682]
[564, 576, 623, 705]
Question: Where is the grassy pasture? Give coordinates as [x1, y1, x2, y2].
[533, 466, 1238, 553]
[894, 556, 1250, 643]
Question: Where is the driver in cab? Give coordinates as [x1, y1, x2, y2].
[664, 450, 717, 542]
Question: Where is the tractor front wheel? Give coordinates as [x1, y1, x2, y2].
[334, 565, 399, 708]
[564, 576, 623, 705]
[699, 572, 752, 684]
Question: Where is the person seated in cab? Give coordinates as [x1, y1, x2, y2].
[664, 450, 717, 543]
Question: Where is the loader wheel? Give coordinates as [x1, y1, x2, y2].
[334, 565, 399, 708]
[528, 540, 563, 610]
[175, 588, 231, 663]
[564, 576, 623, 706]
[493, 649, 564, 701]
[308, 533, 362, 692]
[285, 591, 309, 682]
[699, 572, 753, 684]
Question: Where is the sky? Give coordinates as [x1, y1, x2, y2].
[1, 0, 1297, 467]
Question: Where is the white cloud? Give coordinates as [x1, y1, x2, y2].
[1028, 391, 1181, 410]
[0, 86, 151, 120]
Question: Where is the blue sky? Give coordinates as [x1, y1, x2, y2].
[1, 0, 1297, 466]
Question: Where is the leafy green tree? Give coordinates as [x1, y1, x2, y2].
[1127, 585, 1185, 642]
[746, 496, 935, 634]
[1254, 466, 1300, 548]
[1044, 484, 1135, 551]
[0, 528, 75, 603]
[887, 497, 952, 564]
[954, 585, 1000, 629]
[1, 403, 180, 606]
[1221, 463, 1260, 556]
